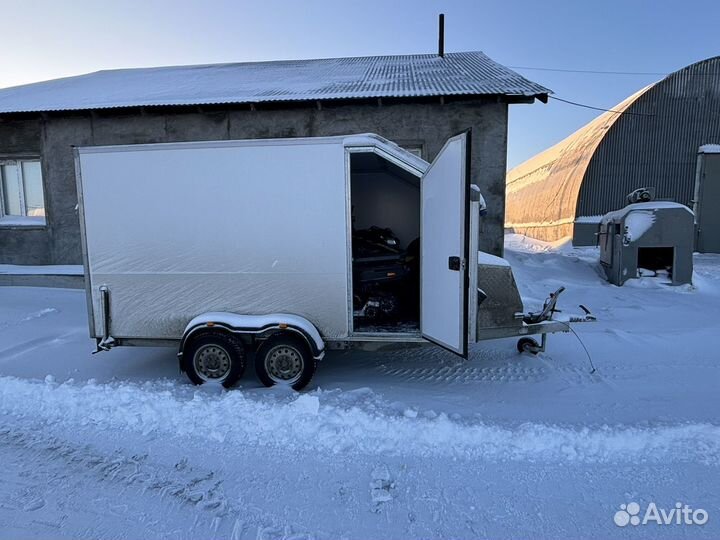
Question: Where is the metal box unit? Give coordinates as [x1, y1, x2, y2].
[599, 202, 694, 286]
[694, 145, 720, 253]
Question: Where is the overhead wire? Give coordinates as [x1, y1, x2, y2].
[548, 95, 656, 116]
[507, 63, 662, 116]
[507, 65, 668, 76]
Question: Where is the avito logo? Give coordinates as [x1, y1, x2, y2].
[614, 501, 709, 527]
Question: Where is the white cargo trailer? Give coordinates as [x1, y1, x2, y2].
[75, 132, 590, 389]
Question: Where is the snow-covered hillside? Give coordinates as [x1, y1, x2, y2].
[1, 236, 718, 539]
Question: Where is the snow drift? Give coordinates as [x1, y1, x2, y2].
[1, 376, 718, 465]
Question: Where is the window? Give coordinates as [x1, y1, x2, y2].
[401, 144, 424, 159]
[0, 159, 45, 223]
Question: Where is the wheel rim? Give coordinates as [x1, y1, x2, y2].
[193, 344, 232, 382]
[264, 344, 304, 384]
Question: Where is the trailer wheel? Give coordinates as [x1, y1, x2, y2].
[517, 337, 540, 355]
[182, 332, 246, 388]
[255, 334, 316, 391]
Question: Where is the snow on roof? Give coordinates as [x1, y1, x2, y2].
[574, 215, 604, 223]
[0, 52, 550, 114]
[601, 201, 693, 223]
[699, 144, 720, 154]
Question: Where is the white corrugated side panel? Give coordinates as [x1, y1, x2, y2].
[78, 139, 349, 340]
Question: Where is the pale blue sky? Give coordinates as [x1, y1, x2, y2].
[3, 0, 719, 168]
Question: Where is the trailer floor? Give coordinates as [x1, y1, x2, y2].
[352, 319, 419, 334]
[1, 234, 719, 539]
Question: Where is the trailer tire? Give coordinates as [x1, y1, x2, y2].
[255, 334, 316, 391]
[517, 337, 540, 355]
[182, 332, 246, 388]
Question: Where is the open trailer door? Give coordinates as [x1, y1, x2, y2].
[420, 130, 471, 358]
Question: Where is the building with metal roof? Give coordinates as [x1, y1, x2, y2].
[0, 52, 549, 114]
[505, 56, 720, 249]
[0, 51, 549, 266]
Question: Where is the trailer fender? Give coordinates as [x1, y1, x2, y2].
[178, 312, 325, 362]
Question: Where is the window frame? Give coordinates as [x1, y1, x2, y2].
[402, 145, 424, 159]
[0, 156, 46, 224]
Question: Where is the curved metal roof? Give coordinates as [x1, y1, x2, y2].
[506, 56, 720, 242]
[505, 85, 652, 235]
[0, 51, 550, 114]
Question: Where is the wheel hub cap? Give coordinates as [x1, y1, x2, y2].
[194, 344, 231, 381]
[265, 345, 303, 384]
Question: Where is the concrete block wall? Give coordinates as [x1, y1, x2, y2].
[0, 99, 508, 264]
[0, 118, 50, 264]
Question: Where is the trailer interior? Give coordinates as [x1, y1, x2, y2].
[349, 151, 421, 333]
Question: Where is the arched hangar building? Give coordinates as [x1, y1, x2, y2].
[505, 56, 720, 251]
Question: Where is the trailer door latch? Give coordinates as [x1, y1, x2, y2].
[448, 256, 461, 271]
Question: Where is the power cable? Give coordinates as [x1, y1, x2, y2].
[508, 65, 667, 76]
[558, 321, 597, 374]
[548, 95, 656, 116]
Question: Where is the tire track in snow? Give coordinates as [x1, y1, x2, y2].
[0, 329, 83, 360]
[0, 422, 324, 540]
[0, 307, 58, 332]
[376, 363, 550, 383]
[1, 376, 719, 465]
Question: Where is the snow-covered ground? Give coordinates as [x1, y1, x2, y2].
[1, 235, 718, 539]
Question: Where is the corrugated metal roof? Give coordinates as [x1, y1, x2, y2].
[579, 57, 720, 218]
[506, 55, 720, 243]
[504, 85, 653, 240]
[0, 51, 550, 114]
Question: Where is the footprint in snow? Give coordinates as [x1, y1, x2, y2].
[7, 489, 46, 512]
[370, 465, 394, 508]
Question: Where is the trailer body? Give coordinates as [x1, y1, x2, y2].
[77, 137, 352, 342]
[76, 133, 484, 355]
[76, 132, 588, 377]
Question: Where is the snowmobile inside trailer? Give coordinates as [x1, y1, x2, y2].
[74, 131, 595, 390]
[351, 226, 419, 329]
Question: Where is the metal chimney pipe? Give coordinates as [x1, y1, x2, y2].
[438, 14, 445, 57]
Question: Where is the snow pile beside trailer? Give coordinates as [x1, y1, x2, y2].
[2, 375, 719, 463]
